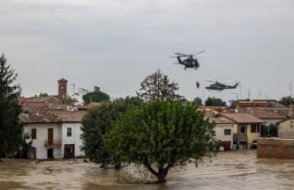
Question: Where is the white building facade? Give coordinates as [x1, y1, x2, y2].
[208, 115, 235, 151]
[21, 110, 86, 159]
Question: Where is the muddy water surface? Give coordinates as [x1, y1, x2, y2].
[0, 150, 293, 190]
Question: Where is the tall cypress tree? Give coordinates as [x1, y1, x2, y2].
[0, 54, 22, 158]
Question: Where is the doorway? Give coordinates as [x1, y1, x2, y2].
[47, 149, 54, 159]
[64, 144, 75, 159]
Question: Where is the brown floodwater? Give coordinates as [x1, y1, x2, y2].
[0, 150, 293, 190]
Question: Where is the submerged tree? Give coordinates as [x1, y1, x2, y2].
[0, 54, 23, 158]
[104, 101, 218, 183]
[81, 96, 142, 168]
[137, 69, 181, 102]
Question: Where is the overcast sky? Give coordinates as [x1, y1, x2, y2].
[1, 0, 294, 102]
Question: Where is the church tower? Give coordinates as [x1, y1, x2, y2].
[58, 78, 68, 104]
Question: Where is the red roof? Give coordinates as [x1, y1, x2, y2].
[20, 109, 86, 124]
[221, 113, 264, 124]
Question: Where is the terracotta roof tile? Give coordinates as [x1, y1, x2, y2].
[221, 113, 264, 123]
[20, 109, 86, 124]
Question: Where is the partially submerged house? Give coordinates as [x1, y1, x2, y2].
[20, 109, 86, 159]
[19, 78, 88, 159]
[221, 113, 264, 149]
[208, 114, 235, 151]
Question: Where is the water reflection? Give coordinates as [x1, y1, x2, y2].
[0, 150, 293, 190]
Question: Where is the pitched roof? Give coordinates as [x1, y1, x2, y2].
[232, 99, 287, 108]
[48, 110, 87, 123]
[221, 113, 264, 124]
[19, 109, 61, 124]
[19, 96, 61, 109]
[230, 108, 286, 120]
[209, 115, 236, 124]
[247, 109, 285, 119]
[20, 109, 86, 124]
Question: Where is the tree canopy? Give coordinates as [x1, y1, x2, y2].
[37, 92, 49, 97]
[205, 97, 226, 106]
[0, 54, 23, 158]
[104, 101, 218, 183]
[83, 87, 110, 104]
[81, 96, 143, 168]
[193, 97, 203, 106]
[279, 96, 294, 106]
[137, 69, 181, 102]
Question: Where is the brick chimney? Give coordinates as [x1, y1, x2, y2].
[58, 78, 67, 104]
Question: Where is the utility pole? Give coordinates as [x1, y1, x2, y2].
[239, 82, 242, 100]
[290, 83, 293, 127]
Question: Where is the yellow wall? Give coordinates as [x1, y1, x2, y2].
[246, 124, 260, 145]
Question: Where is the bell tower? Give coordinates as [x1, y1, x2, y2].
[58, 78, 68, 104]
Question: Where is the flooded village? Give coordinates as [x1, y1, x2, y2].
[1, 0, 294, 190]
[0, 77, 293, 189]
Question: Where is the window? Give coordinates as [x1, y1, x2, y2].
[240, 124, 246, 133]
[251, 124, 260, 133]
[31, 128, 37, 139]
[67, 128, 72, 137]
[224, 129, 231, 135]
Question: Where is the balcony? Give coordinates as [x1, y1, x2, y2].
[44, 139, 62, 148]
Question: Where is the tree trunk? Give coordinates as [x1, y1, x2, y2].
[143, 160, 172, 183]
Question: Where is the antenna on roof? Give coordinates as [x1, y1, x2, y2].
[70, 83, 76, 95]
[239, 82, 242, 100]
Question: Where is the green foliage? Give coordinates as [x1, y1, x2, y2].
[104, 101, 218, 183]
[260, 124, 278, 137]
[205, 97, 226, 106]
[0, 54, 23, 158]
[38, 93, 49, 97]
[137, 69, 181, 102]
[279, 96, 294, 106]
[193, 97, 203, 106]
[81, 96, 143, 168]
[83, 88, 110, 104]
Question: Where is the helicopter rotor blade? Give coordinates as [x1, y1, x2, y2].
[194, 50, 205, 55]
[205, 80, 217, 83]
[175, 53, 189, 57]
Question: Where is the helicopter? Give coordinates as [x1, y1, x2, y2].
[205, 80, 239, 91]
[170, 50, 205, 70]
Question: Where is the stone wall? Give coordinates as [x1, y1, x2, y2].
[257, 138, 294, 159]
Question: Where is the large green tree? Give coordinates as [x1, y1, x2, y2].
[81, 96, 142, 168]
[83, 86, 110, 104]
[137, 69, 181, 102]
[0, 54, 23, 158]
[104, 101, 218, 183]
